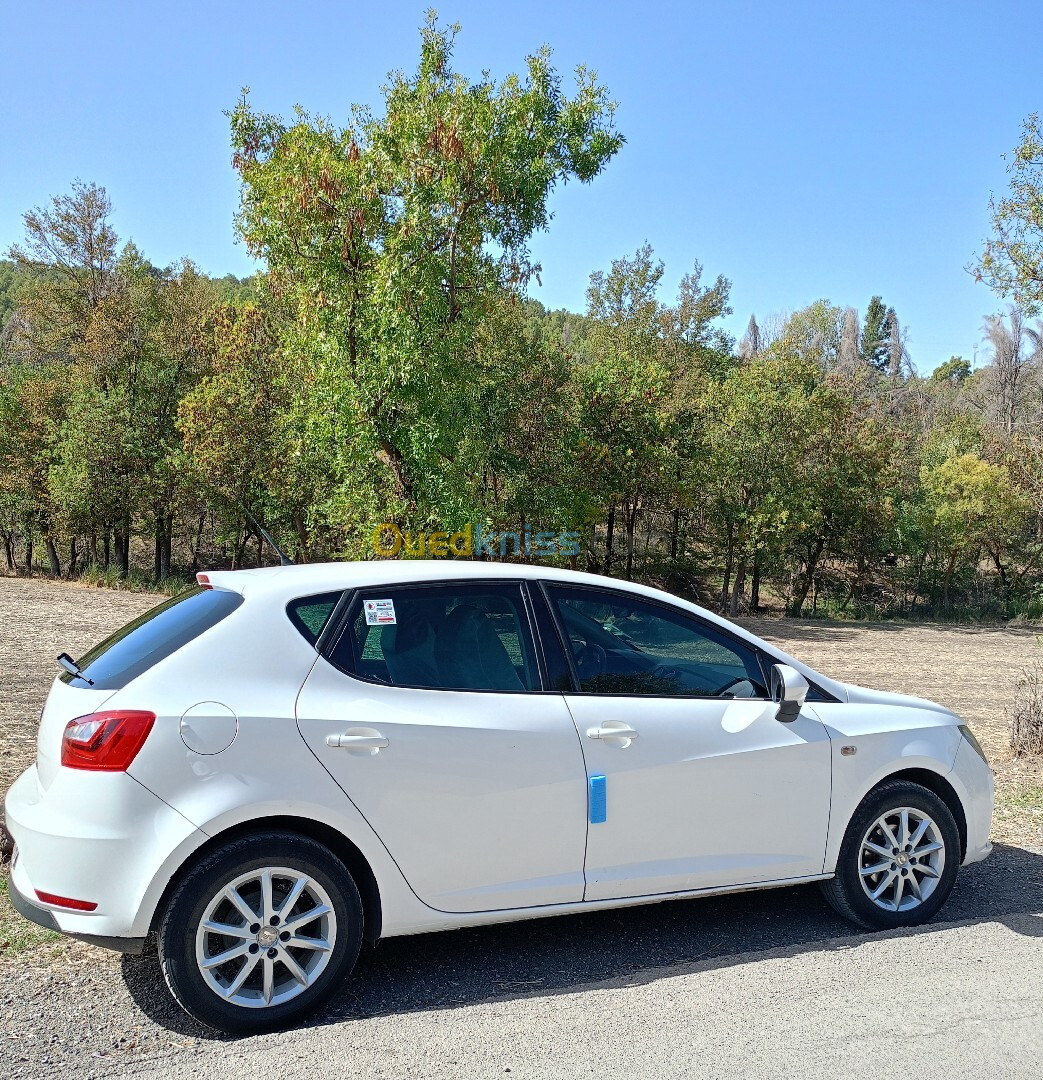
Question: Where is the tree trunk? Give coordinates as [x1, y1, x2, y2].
[729, 556, 747, 616]
[604, 505, 615, 576]
[720, 522, 735, 611]
[750, 555, 762, 612]
[3, 533, 14, 573]
[115, 523, 130, 578]
[191, 513, 206, 570]
[25, 536, 33, 576]
[103, 531, 111, 571]
[68, 538, 78, 577]
[154, 513, 173, 581]
[942, 551, 959, 610]
[89, 529, 99, 567]
[624, 501, 638, 581]
[788, 538, 826, 617]
[670, 508, 680, 560]
[989, 548, 1010, 604]
[292, 512, 310, 564]
[45, 536, 62, 577]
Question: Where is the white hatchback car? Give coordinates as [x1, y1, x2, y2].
[6, 562, 993, 1032]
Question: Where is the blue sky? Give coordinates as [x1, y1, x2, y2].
[2, 1, 1040, 371]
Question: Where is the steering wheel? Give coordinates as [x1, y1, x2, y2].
[713, 676, 756, 698]
[575, 643, 607, 682]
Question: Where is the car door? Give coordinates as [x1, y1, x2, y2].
[295, 581, 588, 914]
[541, 583, 832, 902]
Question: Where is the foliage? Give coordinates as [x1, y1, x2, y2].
[1, 20, 1042, 623]
[226, 12, 622, 543]
[977, 113, 1043, 315]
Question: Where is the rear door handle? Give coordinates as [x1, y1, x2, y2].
[325, 729, 389, 754]
[586, 723, 639, 746]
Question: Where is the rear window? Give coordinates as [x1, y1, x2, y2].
[61, 586, 243, 690]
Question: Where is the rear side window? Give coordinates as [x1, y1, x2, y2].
[287, 592, 342, 646]
[62, 586, 243, 690]
[329, 583, 540, 692]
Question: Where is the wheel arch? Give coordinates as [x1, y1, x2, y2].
[868, 768, 967, 860]
[149, 815, 383, 944]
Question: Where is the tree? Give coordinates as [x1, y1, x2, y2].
[976, 114, 1043, 315]
[738, 314, 762, 359]
[7, 180, 118, 366]
[860, 296, 890, 372]
[781, 300, 844, 371]
[932, 356, 971, 385]
[920, 452, 1031, 607]
[577, 244, 732, 579]
[838, 307, 860, 371]
[976, 307, 1042, 436]
[178, 302, 325, 564]
[228, 14, 623, 541]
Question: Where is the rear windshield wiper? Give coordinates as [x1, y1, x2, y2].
[56, 652, 94, 686]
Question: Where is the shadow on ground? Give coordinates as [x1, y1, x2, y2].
[120, 841, 1043, 1040]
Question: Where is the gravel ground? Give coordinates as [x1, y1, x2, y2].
[0, 577, 1041, 1078]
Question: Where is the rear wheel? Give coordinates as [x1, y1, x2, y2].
[158, 833, 363, 1033]
[821, 780, 961, 930]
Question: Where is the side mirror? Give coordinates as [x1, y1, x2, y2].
[770, 663, 809, 723]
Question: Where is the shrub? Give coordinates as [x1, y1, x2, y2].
[1012, 653, 1043, 757]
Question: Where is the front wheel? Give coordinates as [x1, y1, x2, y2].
[821, 780, 961, 930]
[158, 833, 363, 1033]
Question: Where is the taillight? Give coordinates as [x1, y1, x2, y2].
[196, 572, 212, 589]
[61, 710, 156, 771]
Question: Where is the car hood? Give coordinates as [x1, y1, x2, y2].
[839, 682, 958, 719]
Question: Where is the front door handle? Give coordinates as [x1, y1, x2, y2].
[325, 729, 389, 754]
[586, 722, 639, 747]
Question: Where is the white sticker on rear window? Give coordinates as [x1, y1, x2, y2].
[365, 599, 397, 625]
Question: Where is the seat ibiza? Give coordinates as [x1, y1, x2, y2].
[5, 562, 993, 1032]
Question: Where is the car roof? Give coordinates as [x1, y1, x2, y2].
[200, 560, 846, 699]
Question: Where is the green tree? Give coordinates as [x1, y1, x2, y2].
[976, 114, 1043, 314]
[932, 356, 971, 384]
[228, 14, 622, 544]
[860, 295, 896, 373]
[920, 452, 1031, 607]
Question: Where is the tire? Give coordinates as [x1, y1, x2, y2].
[158, 832, 363, 1034]
[820, 779, 962, 931]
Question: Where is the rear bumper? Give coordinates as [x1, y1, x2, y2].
[4, 764, 207, 940]
[7, 862, 145, 953]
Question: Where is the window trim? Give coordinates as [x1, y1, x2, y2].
[540, 580, 775, 701]
[319, 578, 551, 695]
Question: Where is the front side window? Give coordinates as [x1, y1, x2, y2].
[545, 584, 767, 698]
[61, 586, 243, 691]
[330, 583, 540, 692]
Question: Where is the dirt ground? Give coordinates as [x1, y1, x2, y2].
[0, 577, 1039, 842]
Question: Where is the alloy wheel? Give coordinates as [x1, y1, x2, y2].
[194, 866, 338, 1009]
[858, 806, 946, 913]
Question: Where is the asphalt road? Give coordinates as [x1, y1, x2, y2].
[4, 843, 1042, 1079]
[131, 916, 1043, 1080]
